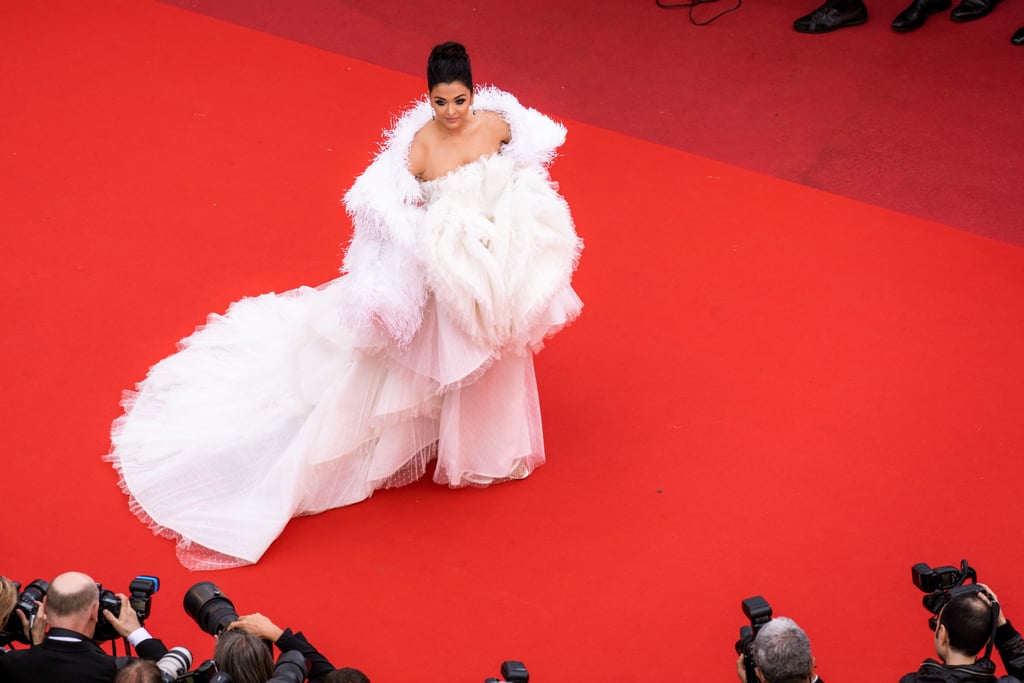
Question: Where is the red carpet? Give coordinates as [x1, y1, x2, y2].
[159, 0, 1024, 245]
[2, 2, 1023, 682]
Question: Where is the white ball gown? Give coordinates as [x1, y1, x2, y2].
[106, 88, 583, 569]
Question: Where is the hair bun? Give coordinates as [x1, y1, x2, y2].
[435, 41, 467, 61]
[427, 42, 473, 91]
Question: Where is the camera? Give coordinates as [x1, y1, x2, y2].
[912, 559, 976, 594]
[183, 582, 239, 636]
[484, 660, 529, 683]
[911, 559, 987, 631]
[181, 583, 310, 683]
[0, 579, 49, 646]
[735, 595, 773, 683]
[94, 575, 160, 643]
[172, 658, 232, 683]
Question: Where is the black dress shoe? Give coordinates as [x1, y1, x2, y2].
[1013, 27, 1024, 45]
[892, 0, 951, 31]
[950, 0, 999, 22]
[794, 2, 868, 33]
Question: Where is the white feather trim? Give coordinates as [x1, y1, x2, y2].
[341, 87, 571, 347]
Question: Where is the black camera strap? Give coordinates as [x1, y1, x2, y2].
[980, 598, 1000, 666]
[105, 636, 135, 658]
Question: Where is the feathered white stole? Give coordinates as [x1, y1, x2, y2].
[341, 87, 571, 347]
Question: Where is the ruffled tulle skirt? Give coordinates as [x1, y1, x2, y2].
[106, 276, 581, 569]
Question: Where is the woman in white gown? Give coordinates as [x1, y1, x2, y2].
[106, 42, 583, 570]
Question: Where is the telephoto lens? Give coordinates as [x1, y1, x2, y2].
[156, 646, 193, 681]
[183, 582, 239, 636]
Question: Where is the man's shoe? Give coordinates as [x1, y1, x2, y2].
[950, 0, 999, 22]
[891, 0, 951, 31]
[794, 2, 868, 33]
[1012, 27, 1024, 45]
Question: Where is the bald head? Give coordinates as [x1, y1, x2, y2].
[46, 572, 99, 619]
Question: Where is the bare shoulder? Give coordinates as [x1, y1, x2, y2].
[479, 110, 511, 144]
[409, 123, 436, 179]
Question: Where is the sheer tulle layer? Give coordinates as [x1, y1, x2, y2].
[106, 281, 580, 569]
[107, 151, 582, 570]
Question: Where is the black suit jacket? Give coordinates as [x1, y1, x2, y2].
[0, 627, 168, 683]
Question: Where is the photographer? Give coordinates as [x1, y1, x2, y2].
[214, 628, 279, 683]
[227, 612, 366, 683]
[0, 575, 47, 648]
[0, 571, 168, 683]
[736, 617, 820, 683]
[901, 583, 1024, 683]
[185, 582, 369, 683]
[113, 659, 162, 683]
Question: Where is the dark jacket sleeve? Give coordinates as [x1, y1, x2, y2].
[276, 628, 335, 682]
[134, 637, 169, 661]
[995, 620, 1024, 680]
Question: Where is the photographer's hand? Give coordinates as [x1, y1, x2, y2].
[103, 594, 143, 637]
[979, 583, 1008, 626]
[229, 613, 285, 643]
[736, 654, 748, 683]
[17, 600, 47, 645]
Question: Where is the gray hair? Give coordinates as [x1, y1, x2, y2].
[753, 617, 813, 683]
[46, 573, 100, 618]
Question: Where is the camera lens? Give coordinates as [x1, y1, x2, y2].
[183, 582, 239, 635]
[156, 646, 193, 678]
[19, 579, 48, 609]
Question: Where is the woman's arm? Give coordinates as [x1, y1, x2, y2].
[408, 130, 427, 179]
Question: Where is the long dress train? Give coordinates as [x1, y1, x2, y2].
[106, 100, 582, 569]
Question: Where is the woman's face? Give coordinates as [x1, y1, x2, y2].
[430, 81, 473, 131]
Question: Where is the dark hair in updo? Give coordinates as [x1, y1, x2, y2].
[427, 41, 473, 92]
